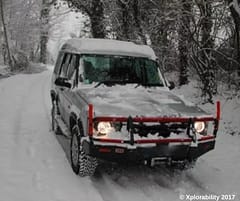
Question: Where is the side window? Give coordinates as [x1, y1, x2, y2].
[67, 54, 77, 80]
[59, 54, 72, 78]
[54, 52, 64, 74]
[78, 57, 85, 82]
[68, 55, 80, 89]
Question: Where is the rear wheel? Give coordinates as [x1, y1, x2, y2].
[70, 124, 98, 177]
[51, 103, 62, 135]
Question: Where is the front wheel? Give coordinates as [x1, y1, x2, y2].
[70, 125, 98, 177]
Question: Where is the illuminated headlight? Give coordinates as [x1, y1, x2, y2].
[96, 122, 115, 135]
[194, 121, 206, 133]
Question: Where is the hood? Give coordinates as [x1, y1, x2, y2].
[75, 85, 207, 118]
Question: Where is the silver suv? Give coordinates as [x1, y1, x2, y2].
[50, 38, 220, 176]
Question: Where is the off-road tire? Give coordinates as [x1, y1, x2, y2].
[70, 125, 98, 177]
[51, 104, 62, 135]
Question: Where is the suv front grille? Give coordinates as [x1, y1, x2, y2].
[129, 122, 188, 138]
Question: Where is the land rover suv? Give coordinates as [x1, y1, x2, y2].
[50, 38, 220, 177]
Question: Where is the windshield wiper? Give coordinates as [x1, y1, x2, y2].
[143, 83, 164, 87]
[135, 83, 164, 88]
[94, 80, 141, 88]
[94, 80, 114, 88]
[94, 80, 127, 88]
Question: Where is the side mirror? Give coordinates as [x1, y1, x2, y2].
[55, 77, 71, 89]
[168, 81, 175, 90]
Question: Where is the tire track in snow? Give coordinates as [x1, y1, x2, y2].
[12, 79, 33, 143]
[40, 71, 52, 130]
[91, 175, 121, 201]
[10, 73, 51, 161]
[106, 165, 179, 201]
[145, 166, 215, 196]
[16, 71, 52, 161]
[92, 165, 176, 201]
[9, 73, 54, 171]
[122, 166, 179, 201]
[11, 75, 44, 150]
[93, 164, 219, 201]
[150, 165, 220, 197]
[92, 171, 154, 201]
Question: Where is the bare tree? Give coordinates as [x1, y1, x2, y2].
[186, 0, 217, 102]
[0, 0, 13, 70]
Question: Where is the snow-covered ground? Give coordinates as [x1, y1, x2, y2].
[0, 67, 239, 201]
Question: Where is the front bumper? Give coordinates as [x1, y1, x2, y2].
[82, 136, 216, 163]
[84, 102, 220, 163]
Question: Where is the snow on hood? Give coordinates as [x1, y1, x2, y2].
[75, 85, 207, 117]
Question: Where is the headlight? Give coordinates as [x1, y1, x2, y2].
[194, 121, 205, 133]
[96, 122, 114, 135]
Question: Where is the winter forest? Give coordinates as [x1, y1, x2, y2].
[1, 0, 240, 102]
[1, 1, 240, 201]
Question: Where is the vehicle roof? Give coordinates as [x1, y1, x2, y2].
[60, 38, 157, 60]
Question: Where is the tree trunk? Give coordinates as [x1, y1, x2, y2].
[178, 0, 191, 85]
[116, 0, 132, 40]
[0, 0, 13, 70]
[199, 0, 216, 102]
[236, 23, 240, 62]
[132, 0, 146, 44]
[40, 33, 48, 64]
[40, 0, 51, 64]
[90, 0, 105, 38]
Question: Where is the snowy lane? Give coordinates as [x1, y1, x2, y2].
[0, 69, 240, 201]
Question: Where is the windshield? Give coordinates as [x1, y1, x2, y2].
[80, 54, 165, 87]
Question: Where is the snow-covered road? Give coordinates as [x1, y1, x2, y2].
[0, 69, 239, 201]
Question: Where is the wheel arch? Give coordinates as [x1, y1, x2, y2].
[77, 119, 85, 137]
[70, 113, 85, 137]
[70, 112, 77, 133]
